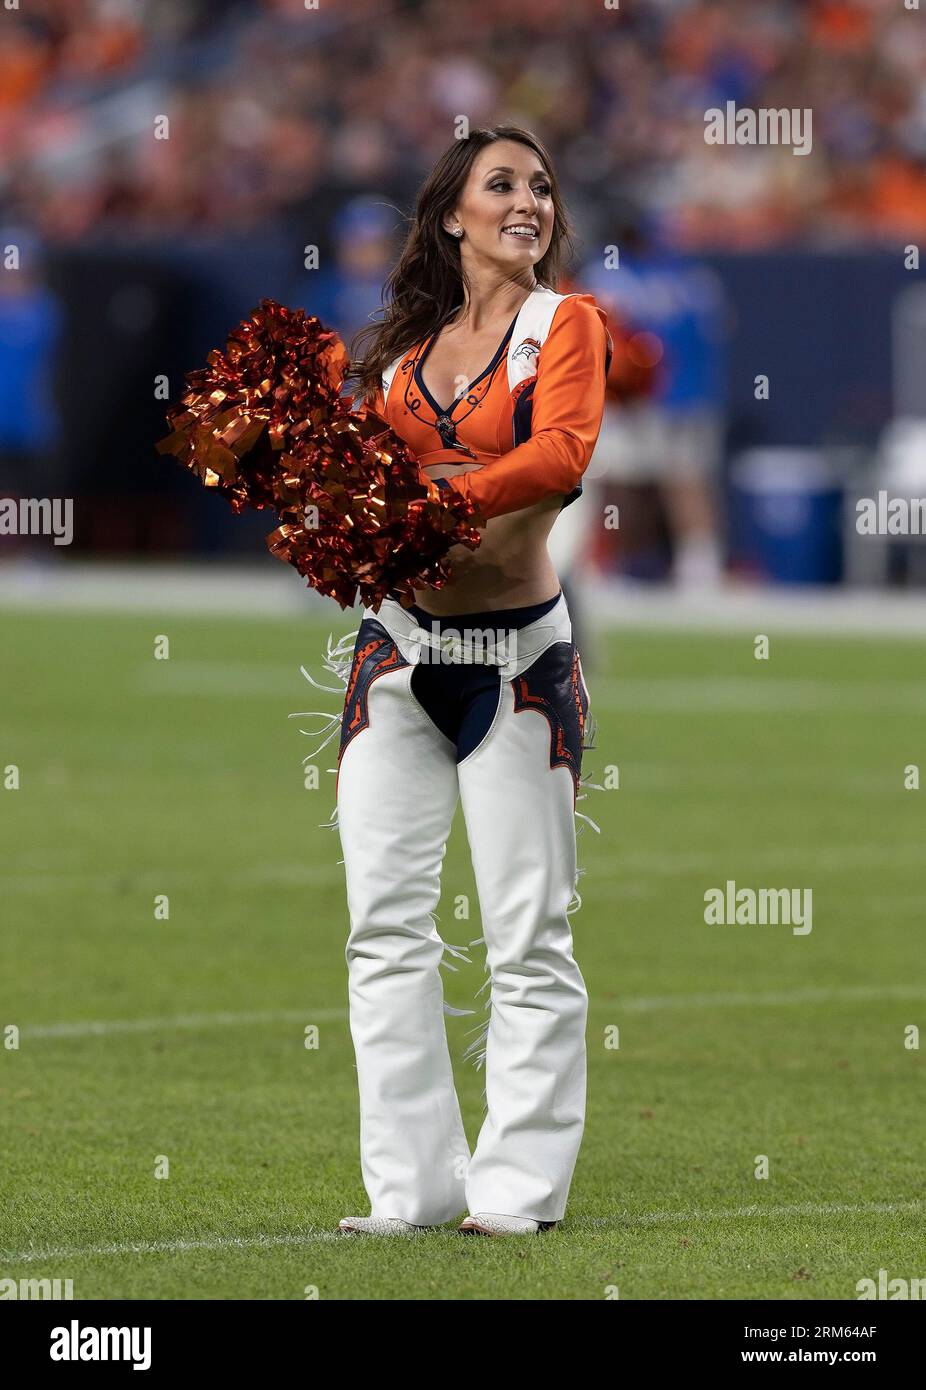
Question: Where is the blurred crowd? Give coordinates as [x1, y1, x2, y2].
[2, 0, 926, 254]
[2, 0, 924, 587]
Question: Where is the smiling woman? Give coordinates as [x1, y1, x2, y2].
[351, 129, 611, 614]
[322, 127, 611, 1240]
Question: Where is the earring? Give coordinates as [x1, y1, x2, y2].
[451, 227, 463, 238]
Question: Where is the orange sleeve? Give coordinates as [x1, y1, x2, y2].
[441, 293, 612, 522]
[370, 381, 386, 416]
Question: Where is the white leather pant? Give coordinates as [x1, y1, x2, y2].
[314, 591, 594, 1225]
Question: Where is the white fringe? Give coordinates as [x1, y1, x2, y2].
[437, 926, 479, 1017]
[288, 628, 359, 762]
[461, 960, 493, 1073]
[289, 628, 360, 834]
[567, 708, 604, 917]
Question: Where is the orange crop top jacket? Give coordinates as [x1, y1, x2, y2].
[367, 287, 614, 524]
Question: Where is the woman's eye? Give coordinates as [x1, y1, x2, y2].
[489, 180, 551, 195]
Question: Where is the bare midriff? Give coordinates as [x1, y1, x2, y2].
[410, 459, 563, 617]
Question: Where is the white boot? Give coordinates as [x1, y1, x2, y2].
[338, 1216, 433, 1236]
[459, 1213, 557, 1236]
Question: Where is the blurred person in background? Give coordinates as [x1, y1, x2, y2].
[295, 195, 401, 344]
[0, 227, 63, 518]
[544, 264, 662, 653]
[581, 216, 729, 587]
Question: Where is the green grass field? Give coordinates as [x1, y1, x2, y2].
[1, 603, 924, 1300]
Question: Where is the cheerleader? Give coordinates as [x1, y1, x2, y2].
[330, 126, 612, 1237]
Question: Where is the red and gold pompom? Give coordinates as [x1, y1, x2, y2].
[156, 299, 483, 610]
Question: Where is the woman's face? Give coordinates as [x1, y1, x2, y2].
[443, 139, 555, 275]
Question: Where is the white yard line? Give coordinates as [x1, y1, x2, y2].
[583, 1199, 926, 1228]
[19, 983, 923, 1041]
[2, 1200, 921, 1264]
[589, 842, 926, 875]
[3, 863, 339, 895]
[24, 1009, 347, 1039]
[606, 984, 926, 1012]
[0, 1232, 343, 1262]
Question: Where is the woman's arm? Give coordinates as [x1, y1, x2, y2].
[435, 294, 612, 522]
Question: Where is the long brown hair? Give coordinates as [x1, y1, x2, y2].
[348, 125, 575, 406]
